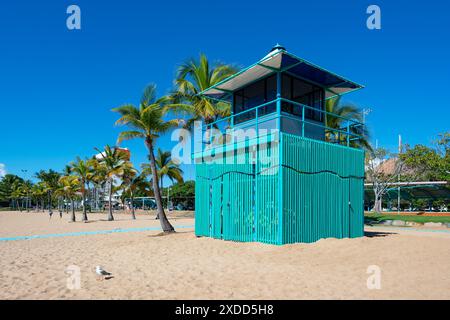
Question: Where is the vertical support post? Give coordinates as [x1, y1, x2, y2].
[346, 123, 350, 147]
[276, 72, 281, 131]
[278, 131, 283, 245]
[276, 71, 283, 245]
[302, 105, 305, 137]
[254, 102, 259, 241]
[230, 94, 234, 127]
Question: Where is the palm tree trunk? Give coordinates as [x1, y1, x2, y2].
[48, 191, 53, 214]
[87, 184, 92, 213]
[108, 179, 114, 221]
[70, 198, 76, 222]
[130, 190, 136, 220]
[146, 139, 174, 233]
[82, 187, 88, 222]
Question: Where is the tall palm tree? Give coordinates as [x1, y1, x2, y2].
[56, 175, 81, 222]
[142, 148, 184, 190]
[112, 84, 182, 233]
[325, 97, 371, 151]
[70, 158, 93, 222]
[173, 54, 237, 127]
[94, 145, 129, 221]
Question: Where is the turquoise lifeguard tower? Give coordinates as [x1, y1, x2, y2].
[194, 45, 366, 244]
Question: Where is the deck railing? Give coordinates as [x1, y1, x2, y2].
[199, 97, 366, 149]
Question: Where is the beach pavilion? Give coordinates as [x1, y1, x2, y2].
[194, 45, 366, 244]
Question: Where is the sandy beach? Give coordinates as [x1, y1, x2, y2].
[0, 211, 449, 300]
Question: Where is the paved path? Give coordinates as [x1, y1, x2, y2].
[0, 225, 195, 242]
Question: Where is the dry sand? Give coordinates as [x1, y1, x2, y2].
[0, 211, 449, 300]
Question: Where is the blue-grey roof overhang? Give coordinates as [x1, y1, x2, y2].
[199, 48, 364, 102]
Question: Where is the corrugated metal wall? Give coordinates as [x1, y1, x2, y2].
[281, 133, 365, 243]
[195, 133, 365, 244]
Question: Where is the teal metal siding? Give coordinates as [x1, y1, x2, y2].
[281, 134, 365, 243]
[195, 133, 365, 244]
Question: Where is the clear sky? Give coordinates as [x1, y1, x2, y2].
[0, 0, 449, 183]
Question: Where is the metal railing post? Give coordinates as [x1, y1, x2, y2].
[346, 123, 350, 147]
[302, 105, 305, 137]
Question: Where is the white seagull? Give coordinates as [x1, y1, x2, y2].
[95, 266, 112, 280]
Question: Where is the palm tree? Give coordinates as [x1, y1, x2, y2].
[142, 148, 184, 190]
[325, 97, 372, 151]
[56, 176, 81, 222]
[70, 158, 93, 222]
[10, 181, 24, 212]
[120, 167, 147, 220]
[112, 84, 182, 233]
[173, 54, 237, 127]
[0, 174, 24, 209]
[31, 182, 46, 212]
[94, 145, 129, 221]
[90, 159, 108, 211]
[35, 170, 61, 215]
[19, 180, 33, 212]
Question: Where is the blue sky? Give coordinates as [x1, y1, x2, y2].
[0, 1, 449, 183]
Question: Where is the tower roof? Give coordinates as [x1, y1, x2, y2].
[200, 46, 364, 102]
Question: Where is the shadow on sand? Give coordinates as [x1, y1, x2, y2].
[364, 231, 398, 238]
[364, 230, 398, 238]
[147, 230, 193, 238]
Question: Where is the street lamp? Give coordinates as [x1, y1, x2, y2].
[362, 108, 372, 124]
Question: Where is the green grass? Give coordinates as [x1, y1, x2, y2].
[365, 213, 450, 224]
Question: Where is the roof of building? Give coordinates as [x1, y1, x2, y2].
[200, 45, 364, 102]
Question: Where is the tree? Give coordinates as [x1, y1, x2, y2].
[120, 163, 142, 220]
[90, 158, 108, 211]
[401, 132, 450, 182]
[35, 170, 61, 214]
[31, 182, 46, 212]
[0, 174, 24, 209]
[69, 158, 93, 222]
[325, 97, 371, 151]
[173, 54, 237, 127]
[120, 169, 147, 220]
[56, 175, 81, 222]
[365, 148, 403, 212]
[113, 84, 182, 233]
[94, 145, 129, 221]
[10, 181, 25, 212]
[19, 180, 33, 212]
[142, 148, 184, 190]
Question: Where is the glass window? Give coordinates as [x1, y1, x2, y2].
[280, 74, 324, 121]
[233, 75, 278, 124]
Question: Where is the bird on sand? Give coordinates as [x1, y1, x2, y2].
[95, 266, 112, 281]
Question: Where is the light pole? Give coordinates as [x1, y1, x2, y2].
[362, 108, 372, 124]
